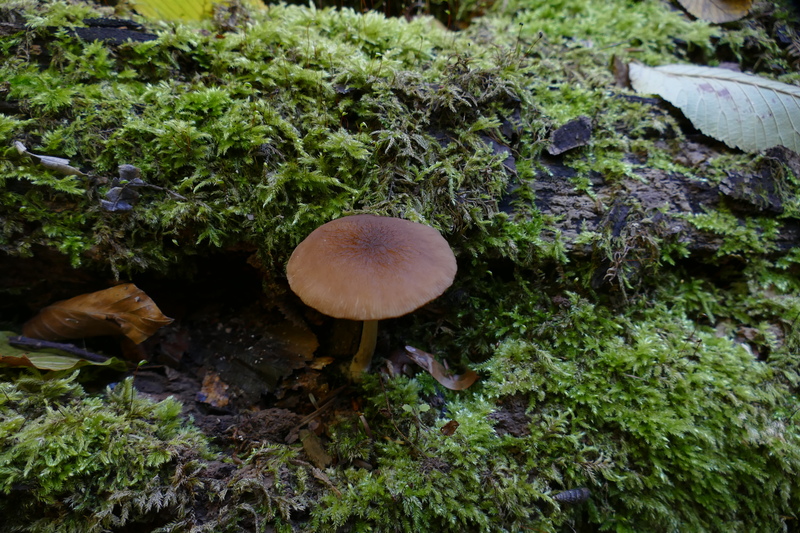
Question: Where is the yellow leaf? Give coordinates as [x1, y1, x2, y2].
[130, 0, 262, 21]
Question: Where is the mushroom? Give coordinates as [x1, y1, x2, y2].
[286, 214, 457, 380]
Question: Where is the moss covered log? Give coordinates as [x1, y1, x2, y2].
[2, 0, 800, 531]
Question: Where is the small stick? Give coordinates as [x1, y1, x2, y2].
[285, 386, 346, 442]
[7, 336, 110, 363]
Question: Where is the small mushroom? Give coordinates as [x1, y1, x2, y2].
[286, 214, 457, 380]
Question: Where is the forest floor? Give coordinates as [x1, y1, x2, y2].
[2, 0, 800, 531]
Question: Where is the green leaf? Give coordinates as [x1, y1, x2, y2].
[0, 332, 126, 371]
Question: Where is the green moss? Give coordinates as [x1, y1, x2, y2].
[316, 377, 555, 532]
[687, 207, 782, 257]
[0, 374, 210, 531]
[3, 0, 800, 531]
[1, 1, 538, 275]
[0, 373, 320, 533]
[496, 0, 715, 50]
[310, 291, 800, 532]
[2, 0, 794, 275]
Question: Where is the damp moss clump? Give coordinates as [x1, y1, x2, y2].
[314, 289, 800, 532]
[0, 373, 320, 532]
[2, 0, 800, 532]
[0, 0, 538, 276]
[0, 374, 211, 531]
[3, 0, 795, 278]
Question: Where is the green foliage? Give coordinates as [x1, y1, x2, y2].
[3, 1, 800, 532]
[0, 373, 320, 533]
[1, 0, 790, 277]
[316, 376, 555, 532]
[1, 1, 537, 274]
[190, 444, 315, 533]
[313, 293, 800, 532]
[687, 207, 781, 257]
[494, 0, 719, 62]
[0, 374, 212, 532]
[327, 413, 374, 464]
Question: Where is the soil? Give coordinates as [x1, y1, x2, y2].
[129, 262, 366, 452]
[489, 394, 531, 437]
[0, 250, 368, 461]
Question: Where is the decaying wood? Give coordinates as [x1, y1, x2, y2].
[0, 18, 157, 44]
[525, 146, 800, 257]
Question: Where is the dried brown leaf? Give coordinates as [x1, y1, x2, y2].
[299, 429, 333, 469]
[404, 345, 479, 390]
[547, 116, 593, 155]
[15, 141, 86, 176]
[612, 55, 630, 88]
[22, 283, 173, 344]
[197, 371, 231, 408]
[440, 420, 460, 436]
[676, 0, 752, 23]
[309, 356, 335, 369]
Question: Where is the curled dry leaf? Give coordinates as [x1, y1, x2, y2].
[628, 63, 800, 153]
[553, 487, 591, 505]
[14, 141, 86, 176]
[676, 0, 752, 23]
[23, 283, 173, 344]
[299, 429, 333, 469]
[309, 356, 335, 369]
[102, 175, 146, 212]
[101, 164, 186, 212]
[404, 346, 479, 390]
[547, 116, 593, 155]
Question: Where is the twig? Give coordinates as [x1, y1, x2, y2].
[289, 458, 342, 497]
[7, 336, 110, 363]
[285, 386, 346, 443]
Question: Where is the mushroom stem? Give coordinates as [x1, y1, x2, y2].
[349, 320, 378, 380]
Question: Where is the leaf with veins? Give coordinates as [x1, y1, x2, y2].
[628, 63, 800, 153]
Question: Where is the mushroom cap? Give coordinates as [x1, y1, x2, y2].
[287, 215, 457, 321]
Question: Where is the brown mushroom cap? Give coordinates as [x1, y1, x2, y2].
[287, 215, 457, 321]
